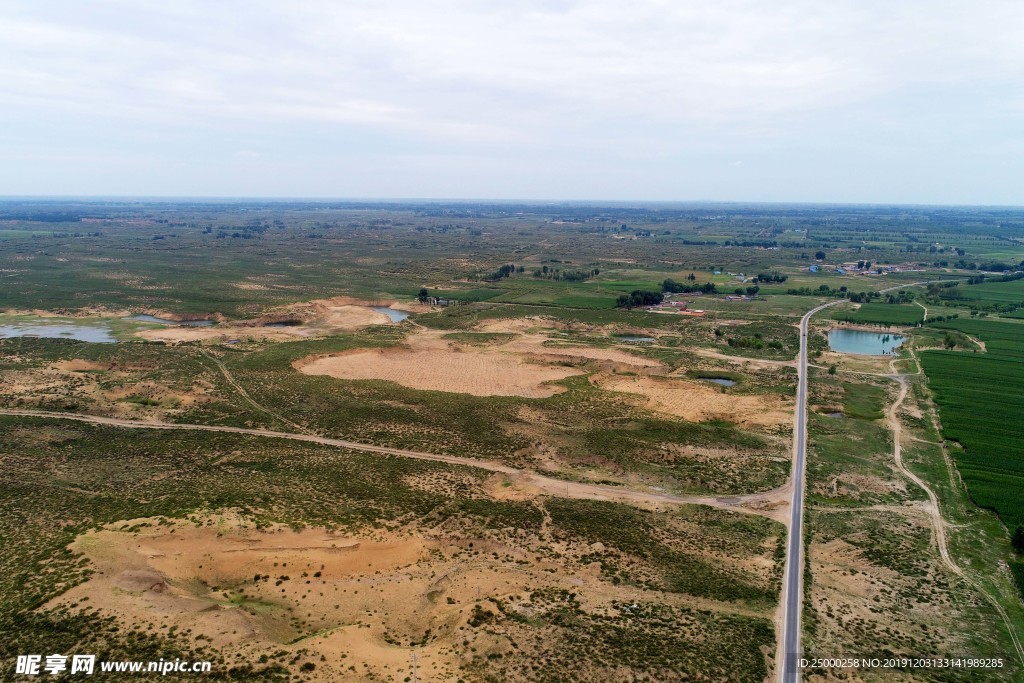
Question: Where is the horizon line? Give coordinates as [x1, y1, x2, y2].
[1, 195, 1022, 210]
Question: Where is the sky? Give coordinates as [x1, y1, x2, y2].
[1, 0, 1022, 204]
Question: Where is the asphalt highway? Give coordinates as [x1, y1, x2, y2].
[779, 300, 841, 682]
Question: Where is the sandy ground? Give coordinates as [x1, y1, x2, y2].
[49, 512, 762, 681]
[310, 303, 392, 330]
[53, 359, 111, 372]
[474, 316, 566, 334]
[501, 335, 661, 367]
[296, 344, 582, 397]
[813, 349, 894, 376]
[133, 297, 428, 343]
[691, 347, 797, 370]
[1, 359, 214, 421]
[295, 329, 659, 398]
[591, 373, 792, 428]
[135, 325, 312, 343]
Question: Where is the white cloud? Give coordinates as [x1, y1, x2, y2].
[0, 0, 1022, 200]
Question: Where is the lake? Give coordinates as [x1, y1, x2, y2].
[0, 322, 117, 343]
[828, 328, 905, 356]
[699, 377, 736, 387]
[372, 307, 410, 323]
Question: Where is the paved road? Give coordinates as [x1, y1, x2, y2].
[778, 281, 948, 682]
[778, 300, 842, 682]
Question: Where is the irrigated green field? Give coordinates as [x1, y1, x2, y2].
[833, 303, 925, 326]
[920, 318, 1024, 532]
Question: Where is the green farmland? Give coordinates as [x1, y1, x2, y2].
[920, 318, 1024, 534]
[934, 278, 1024, 311]
[833, 303, 924, 326]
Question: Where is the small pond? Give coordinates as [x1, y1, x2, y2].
[699, 377, 736, 387]
[0, 323, 117, 343]
[128, 314, 214, 327]
[828, 328, 905, 356]
[372, 307, 410, 323]
[615, 335, 655, 343]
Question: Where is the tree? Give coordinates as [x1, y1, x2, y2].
[815, 251, 826, 260]
[828, 365, 837, 375]
[1013, 525, 1024, 553]
[417, 287, 429, 303]
[616, 290, 664, 310]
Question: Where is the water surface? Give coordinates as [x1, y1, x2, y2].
[372, 307, 410, 323]
[699, 377, 736, 387]
[0, 323, 116, 343]
[828, 329, 905, 356]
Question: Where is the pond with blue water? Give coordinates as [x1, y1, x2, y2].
[0, 322, 117, 343]
[699, 377, 737, 387]
[372, 307, 410, 323]
[828, 328, 905, 356]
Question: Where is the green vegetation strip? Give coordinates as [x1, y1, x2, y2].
[920, 319, 1024, 560]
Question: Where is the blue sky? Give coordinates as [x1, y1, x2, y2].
[1, 0, 1022, 204]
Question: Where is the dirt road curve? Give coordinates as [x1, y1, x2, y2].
[0, 408, 786, 518]
[888, 361, 1024, 666]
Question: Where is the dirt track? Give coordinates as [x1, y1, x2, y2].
[0, 408, 787, 519]
[890, 356, 1024, 665]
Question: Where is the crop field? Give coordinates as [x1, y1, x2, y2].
[948, 279, 1024, 305]
[832, 303, 925, 326]
[920, 318, 1024, 531]
[928, 278, 1024, 314]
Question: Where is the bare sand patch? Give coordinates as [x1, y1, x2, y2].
[296, 345, 581, 397]
[50, 513, 726, 682]
[135, 325, 311, 343]
[294, 329, 660, 398]
[475, 316, 564, 334]
[692, 347, 797, 370]
[103, 380, 208, 409]
[53, 359, 111, 372]
[814, 472, 907, 501]
[502, 335, 662, 367]
[592, 373, 792, 427]
[482, 472, 544, 501]
[307, 301, 393, 330]
[814, 349, 893, 375]
[389, 301, 435, 314]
